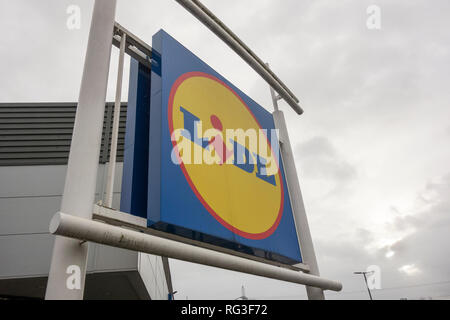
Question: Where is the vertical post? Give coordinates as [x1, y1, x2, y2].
[105, 32, 127, 208]
[272, 104, 325, 300]
[355, 272, 373, 300]
[45, 0, 117, 300]
[266, 64, 279, 113]
[269, 86, 280, 113]
[363, 273, 373, 300]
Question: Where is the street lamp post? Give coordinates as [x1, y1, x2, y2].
[354, 271, 374, 300]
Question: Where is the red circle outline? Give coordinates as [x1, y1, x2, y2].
[168, 71, 284, 240]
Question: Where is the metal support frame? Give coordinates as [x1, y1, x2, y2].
[175, 0, 304, 115]
[105, 32, 127, 208]
[50, 212, 342, 292]
[92, 204, 311, 273]
[45, 0, 342, 300]
[113, 22, 152, 69]
[45, 0, 117, 300]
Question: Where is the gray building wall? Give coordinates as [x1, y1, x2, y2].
[0, 103, 170, 300]
[0, 164, 170, 300]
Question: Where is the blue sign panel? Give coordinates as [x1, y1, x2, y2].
[122, 30, 302, 265]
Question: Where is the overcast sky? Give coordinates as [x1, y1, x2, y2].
[1, 0, 449, 300]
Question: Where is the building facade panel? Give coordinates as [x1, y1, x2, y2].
[0, 103, 172, 300]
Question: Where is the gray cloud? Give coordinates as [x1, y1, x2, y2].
[316, 173, 450, 299]
[296, 136, 357, 183]
[387, 175, 450, 279]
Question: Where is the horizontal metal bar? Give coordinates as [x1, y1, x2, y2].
[93, 204, 147, 227]
[0, 123, 75, 129]
[0, 129, 74, 135]
[0, 146, 71, 153]
[0, 135, 73, 141]
[0, 157, 124, 167]
[0, 159, 68, 166]
[0, 119, 76, 124]
[92, 204, 310, 273]
[175, 0, 304, 115]
[101, 139, 125, 145]
[113, 22, 152, 69]
[0, 113, 76, 119]
[114, 22, 152, 56]
[0, 134, 125, 142]
[0, 152, 70, 159]
[0, 103, 78, 108]
[191, 0, 299, 104]
[0, 140, 71, 147]
[50, 212, 342, 292]
[0, 108, 77, 113]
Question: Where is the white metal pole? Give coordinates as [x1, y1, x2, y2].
[272, 108, 326, 300]
[45, 0, 117, 300]
[267, 64, 280, 113]
[269, 86, 280, 113]
[50, 212, 343, 292]
[105, 32, 127, 208]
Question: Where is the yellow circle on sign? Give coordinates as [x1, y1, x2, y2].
[168, 72, 284, 240]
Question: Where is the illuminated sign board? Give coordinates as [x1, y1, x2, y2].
[122, 30, 302, 265]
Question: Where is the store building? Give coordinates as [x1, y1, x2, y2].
[0, 102, 172, 300]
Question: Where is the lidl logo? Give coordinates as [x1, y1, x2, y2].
[168, 72, 284, 240]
